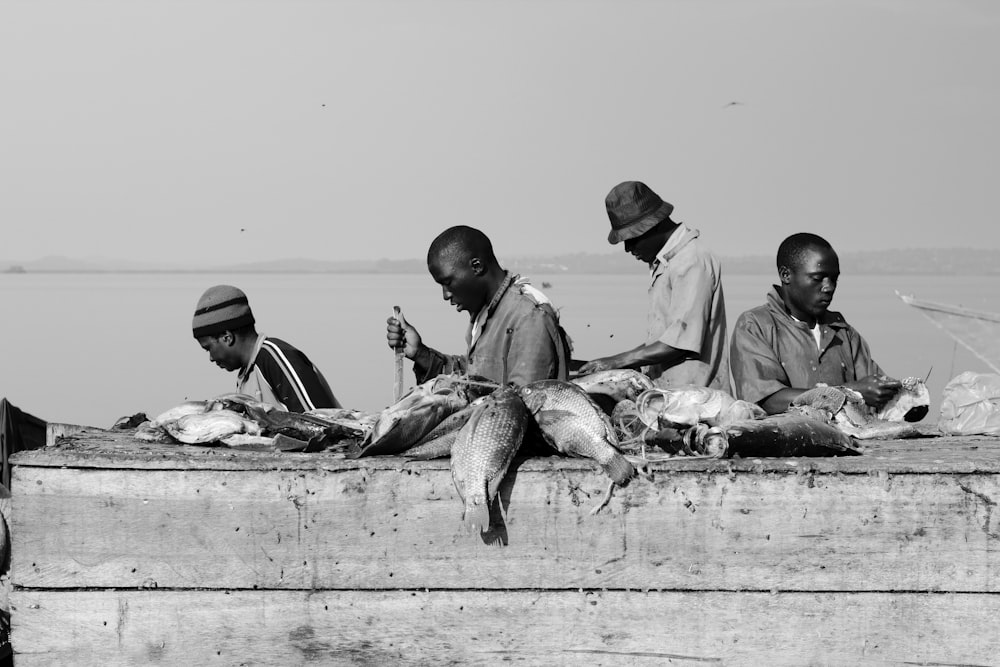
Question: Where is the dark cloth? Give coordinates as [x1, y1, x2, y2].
[0, 398, 46, 489]
[730, 286, 884, 404]
[0, 399, 42, 660]
[413, 275, 572, 386]
[237, 336, 341, 412]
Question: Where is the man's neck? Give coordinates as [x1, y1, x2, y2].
[236, 332, 260, 374]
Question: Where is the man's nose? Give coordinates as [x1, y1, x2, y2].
[441, 286, 452, 301]
[821, 278, 836, 293]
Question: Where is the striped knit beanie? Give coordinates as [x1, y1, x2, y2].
[192, 285, 256, 338]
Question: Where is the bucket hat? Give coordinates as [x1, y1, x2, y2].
[605, 181, 674, 244]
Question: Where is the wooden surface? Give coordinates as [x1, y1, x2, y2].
[11, 444, 1000, 592]
[10, 430, 1000, 664]
[11, 426, 1000, 474]
[11, 589, 1000, 666]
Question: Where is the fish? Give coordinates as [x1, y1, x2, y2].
[405, 400, 484, 460]
[519, 380, 635, 484]
[162, 410, 262, 445]
[572, 369, 655, 404]
[791, 385, 937, 440]
[636, 386, 764, 429]
[219, 433, 278, 450]
[152, 401, 213, 425]
[305, 408, 379, 439]
[721, 412, 862, 457]
[209, 393, 276, 415]
[357, 379, 468, 457]
[876, 376, 930, 422]
[134, 421, 174, 443]
[451, 387, 530, 534]
[241, 403, 348, 444]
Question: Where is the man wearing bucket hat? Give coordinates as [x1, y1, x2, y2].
[193, 285, 341, 412]
[578, 181, 729, 390]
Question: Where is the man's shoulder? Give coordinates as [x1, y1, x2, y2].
[503, 281, 558, 316]
[671, 233, 722, 271]
[733, 303, 773, 329]
[255, 337, 308, 365]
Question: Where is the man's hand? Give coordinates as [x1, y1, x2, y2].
[577, 356, 620, 375]
[845, 374, 902, 408]
[386, 309, 422, 360]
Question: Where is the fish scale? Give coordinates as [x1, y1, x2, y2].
[520, 380, 635, 484]
[451, 387, 529, 535]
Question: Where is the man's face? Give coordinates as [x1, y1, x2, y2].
[781, 246, 840, 322]
[428, 253, 486, 315]
[623, 227, 666, 265]
[197, 333, 241, 372]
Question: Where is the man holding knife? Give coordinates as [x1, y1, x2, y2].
[386, 225, 572, 387]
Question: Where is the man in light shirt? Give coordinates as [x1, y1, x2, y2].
[729, 232, 901, 414]
[578, 181, 730, 390]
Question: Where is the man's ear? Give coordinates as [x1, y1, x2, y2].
[222, 331, 236, 347]
[470, 257, 485, 276]
[778, 266, 791, 285]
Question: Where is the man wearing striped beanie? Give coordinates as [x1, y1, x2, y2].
[193, 285, 341, 412]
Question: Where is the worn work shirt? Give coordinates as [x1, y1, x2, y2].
[730, 287, 884, 405]
[645, 225, 730, 390]
[237, 334, 342, 412]
[412, 274, 571, 386]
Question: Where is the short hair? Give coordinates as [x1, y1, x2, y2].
[427, 225, 498, 266]
[776, 233, 834, 272]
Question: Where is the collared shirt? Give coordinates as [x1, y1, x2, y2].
[729, 286, 885, 405]
[644, 224, 730, 390]
[413, 273, 571, 386]
[237, 334, 341, 412]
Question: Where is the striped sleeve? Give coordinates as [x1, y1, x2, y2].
[254, 338, 339, 412]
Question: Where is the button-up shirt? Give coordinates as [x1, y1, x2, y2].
[730, 286, 884, 404]
[412, 274, 571, 386]
[645, 224, 730, 390]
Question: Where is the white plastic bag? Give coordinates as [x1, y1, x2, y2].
[938, 371, 1000, 436]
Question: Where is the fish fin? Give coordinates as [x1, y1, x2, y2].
[601, 453, 636, 485]
[463, 499, 491, 535]
[534, 409, 577, 427]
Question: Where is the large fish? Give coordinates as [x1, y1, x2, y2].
[721, 412, 862, 457]
[357, 379, 468, 457]
[405, 399, 485, 460]
[451, 387, 529, 534]
[791, 385, 936, 440]
[572, 369, 654, 404]
[519, 380, 635, 484]
[162, 410, 262, 445]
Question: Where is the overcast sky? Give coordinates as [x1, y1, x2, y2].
[3, 0, 998, 265]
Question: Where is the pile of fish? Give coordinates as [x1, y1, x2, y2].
[353, 373, 640, 535]
[129, 369, 937, 540]
[133, 393, 377, 452]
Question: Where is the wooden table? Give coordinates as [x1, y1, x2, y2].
[9, 428, 1000, 665]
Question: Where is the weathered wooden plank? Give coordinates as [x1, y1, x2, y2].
[12, 429, 1000, 474]
[10, 589, 1000, 666]
[12, 464, 1000, 591]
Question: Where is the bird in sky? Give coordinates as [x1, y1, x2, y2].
[723, 101, 744, 108]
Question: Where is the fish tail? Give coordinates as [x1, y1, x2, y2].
[601, 453, 636, 485]
[463, 498, 491, 535]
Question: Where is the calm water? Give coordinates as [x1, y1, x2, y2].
[3, 272, 1000, 426]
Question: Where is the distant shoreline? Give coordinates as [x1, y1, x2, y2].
[4, 269, 1000, 276]
[4, 247, 1000, 276]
